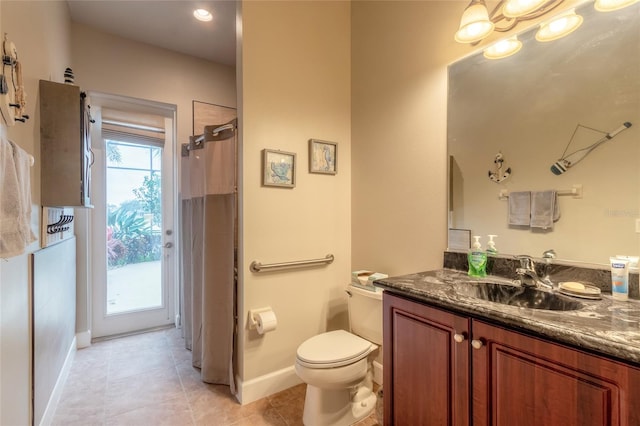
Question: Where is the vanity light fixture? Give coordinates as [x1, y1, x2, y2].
[535, 8, 583, 42]
[454, 0, 564, 44]
[483, 35, 523, 59]
[455, 0, 495, 43]
[594, 0, 639, 11]
[193, 8, 213, 22]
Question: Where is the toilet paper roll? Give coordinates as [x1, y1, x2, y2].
[256, 310, 277, 335]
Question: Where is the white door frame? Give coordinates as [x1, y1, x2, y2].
[88, 92, 178, 339]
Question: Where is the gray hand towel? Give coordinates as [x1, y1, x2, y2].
[530, 190, 558, 230]
[508, 191, 531, 226]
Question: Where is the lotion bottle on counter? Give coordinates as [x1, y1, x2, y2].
[468, 236, 487, 278]
[610, 257, 630, 301]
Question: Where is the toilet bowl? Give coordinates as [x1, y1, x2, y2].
[295, 285, 383, 426]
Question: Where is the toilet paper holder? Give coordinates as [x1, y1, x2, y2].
[248, 306, 273, 330]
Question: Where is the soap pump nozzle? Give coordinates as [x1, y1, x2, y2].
[472, 235, 482, 250]
[487, 234, 498, 254]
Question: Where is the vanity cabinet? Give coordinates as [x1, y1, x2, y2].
[383, 292, 640, 426]
[40, 80, 93, 207]
[382, 292, 470, 425]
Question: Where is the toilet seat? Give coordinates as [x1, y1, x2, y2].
[296, 330, 374, 369]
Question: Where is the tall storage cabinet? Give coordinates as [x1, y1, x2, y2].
[39, 80, 93, 207]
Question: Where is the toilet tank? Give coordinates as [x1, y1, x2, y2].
[347, 284, 383, 345]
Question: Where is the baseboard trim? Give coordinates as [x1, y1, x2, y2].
[236, 361, 383, 405]
[39, 336, 77, 426]
[236, 365, 302, 405]
[76, 330, 91, 349]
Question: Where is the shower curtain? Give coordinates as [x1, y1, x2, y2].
[181, 119, 237, 391]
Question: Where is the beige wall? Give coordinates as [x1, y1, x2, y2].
[351, 1, 469, 276]
[0, 1, 72, 424]
[239, 0, 351, 390]
[71, 22, 237, 146]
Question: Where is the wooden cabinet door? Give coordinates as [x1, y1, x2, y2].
[472, 319, 640, 426]
[40, 80, 92, 207]
[383, 292, 470, 426]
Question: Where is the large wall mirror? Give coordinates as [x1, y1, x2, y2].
[448, 3, 639, 266]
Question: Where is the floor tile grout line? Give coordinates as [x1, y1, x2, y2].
[103, 334, 187, 423]
[166, 329, 198, 426]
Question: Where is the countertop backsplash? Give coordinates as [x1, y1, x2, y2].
[443, 251, 640, 300]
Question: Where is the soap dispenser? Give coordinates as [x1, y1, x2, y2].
[468, 236, 487, 278]
[486, 235, 498, 255]
[485, 234, 498, 275]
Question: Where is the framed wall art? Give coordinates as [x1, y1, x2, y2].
[262, 149, 296, 188]
[309, 139, 337, 175]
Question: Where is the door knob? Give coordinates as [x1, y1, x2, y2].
[164, 242, 173, 248]
[453, 333, 466, 343]
[471, 339, 484, 350]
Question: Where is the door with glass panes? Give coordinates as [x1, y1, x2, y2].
[91, 100, 176, 338]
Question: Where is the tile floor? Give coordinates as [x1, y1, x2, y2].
[52, 327, 381, 426]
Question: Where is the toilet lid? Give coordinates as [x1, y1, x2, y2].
[296, 330, 373, 368]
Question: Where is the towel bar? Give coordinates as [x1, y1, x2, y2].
[499, 184, 582, 200]
[250, 254, 334, 273]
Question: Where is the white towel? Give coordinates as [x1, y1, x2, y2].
[530, 190, 559, 230]
[0, 137, 36, 257]
[508, 191, 531, 226]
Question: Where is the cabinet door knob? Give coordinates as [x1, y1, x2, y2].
[453, 333, 466, 343]
[471, 339, 484, 350]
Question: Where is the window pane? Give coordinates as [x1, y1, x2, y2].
[107, 141, 153, 170]
[151, 147, 162, 171]
[106, 139, 163, 315]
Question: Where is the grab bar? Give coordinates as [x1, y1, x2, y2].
[250, 254, 334, 273]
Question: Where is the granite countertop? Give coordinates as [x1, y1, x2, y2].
[374, 268, 640, 367]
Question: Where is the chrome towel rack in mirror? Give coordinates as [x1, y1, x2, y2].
[499, 184, 583, 200]
[250, 254, 334, 273]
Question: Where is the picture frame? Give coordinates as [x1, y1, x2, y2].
[309, 139, 337, 175]
[448, 228, 471, 251]
[262, 149, 296, 188]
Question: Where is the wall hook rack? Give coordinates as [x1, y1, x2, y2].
[0, 33, 29, 125]
[46, 214, 75, 235]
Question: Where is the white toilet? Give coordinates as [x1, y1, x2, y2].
[295, 284, 383, 426]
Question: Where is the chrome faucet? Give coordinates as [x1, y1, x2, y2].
[515, 255, 553, 289]
[541, 249, 557, 288]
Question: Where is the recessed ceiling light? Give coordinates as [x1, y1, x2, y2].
[193, 8, 213, 22]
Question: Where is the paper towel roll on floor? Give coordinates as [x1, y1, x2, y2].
[255, 310, 277, 335]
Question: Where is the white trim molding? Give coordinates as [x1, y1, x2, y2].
[235, 366, 302, 405]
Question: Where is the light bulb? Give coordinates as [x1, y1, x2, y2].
[193, 8, 213, 22]
[455, 1, 495, 43]
[483, 36, 523, 59]
[536, 9, 583, 42]
[594, 0, 638, 11]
